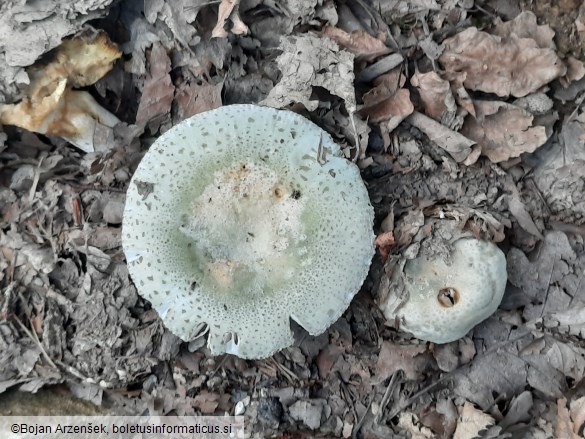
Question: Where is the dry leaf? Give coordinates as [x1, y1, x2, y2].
[135, 42, 174, 132]
[361, 71, 412, 127]
[460, 100, 548, 163]
[0, 1, 115, 68]
[322, 26, 391, 61]
[174, 80, 223, 121]
[440, 27, 566, 97]
[360, 88, 413, 125]
[492, 11, 556, 50]
[507, 191, 544, 239]
[375, 340, 432, 381]
[410, 70, 458, 126]
[193, 390, 220, 414]
[261, 34, 356, 113]
[0, 30, 121, 152]
[556, 398, 581, 439]
[561, 56, 585, 87]
[533, 112, 585, 225]
[507, 231, 577, 324]
[375, 231, 395, 262]
[570, 397, 585, 436]
[212, 0, 249, 38]
[453, 402, 495, 439]
[397, 413, 434, 439]
[407, 111, 474, 163]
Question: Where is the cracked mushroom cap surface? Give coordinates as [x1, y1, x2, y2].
[380, 238, 507, 343]
[123, 104, 375, 359]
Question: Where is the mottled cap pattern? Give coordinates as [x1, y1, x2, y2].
[123, 105, 375, 359]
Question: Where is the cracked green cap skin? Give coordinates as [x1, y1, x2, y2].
[123, 105, 375, 359]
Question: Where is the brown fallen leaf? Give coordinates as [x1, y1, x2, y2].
[492, 11, 556, 50]
[0, 30, 121, 152]
[407, 111, 474, 163]
[360, 87, 413, 126]
[560, 56, 585, 87]
[460, 100, 548, 163]
[453, 402, 495, 439]
[174, 79, 223, 121]
[375, 231, 395, 262]
[493, 11, 585, 88]
[360, 88, 414, 125]
[556, 398, 581, 439]
[0, 82, 119, 153]
[212, 0, 248, 38]
[439, 27, 566, 97]
[570, 396, 585, 436]
[410, 70, 458, 126]
[375, 340, 432, 382]
[193, 390, 220, 414]
[135, 42, 175, 132]
[322, 26, 391, 61]
[316, 344, 344, 378]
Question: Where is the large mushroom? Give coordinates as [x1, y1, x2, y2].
[123, 104, 375, 359]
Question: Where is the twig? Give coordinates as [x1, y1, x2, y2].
[375, 370, 402, 424]
[352, 390, 373, 439]
[13, 314, 58, 370]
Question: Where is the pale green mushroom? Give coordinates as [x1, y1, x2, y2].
[379, 238, 507, 343]
[123, 105, 375, 359]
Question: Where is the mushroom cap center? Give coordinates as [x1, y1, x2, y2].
[179, 161, 308, 297]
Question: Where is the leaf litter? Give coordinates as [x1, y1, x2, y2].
[0, 0, 585, 437]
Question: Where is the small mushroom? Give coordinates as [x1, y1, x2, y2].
[123, 104, 375, 359]
[379, 238, 507, 343]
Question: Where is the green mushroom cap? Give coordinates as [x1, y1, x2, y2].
[380, 238, 507, 343]
[123, 105, 375, 359]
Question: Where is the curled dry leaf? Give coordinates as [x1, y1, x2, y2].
[0, 30, 121, 152]
[135, 42, 175, 132]
[439, 27, 566, 97]
[410, 70, 459, 127]
[407, 111, 474, 163]
[375, 231, 395, 262]
[361, 88, 413, 125]
[322, 26, 392, 61]
[555, 398, 582, 439]
[460, 100, 548, 163]
[492, 11, 556, 50]
[261, 34, 356, 113]
[560, 56, 585, 87]
[360, 71, 413, 132]
[212, 0, 249, 38]
[453, 402, 495, 439]
[492, 11, 585, 87]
